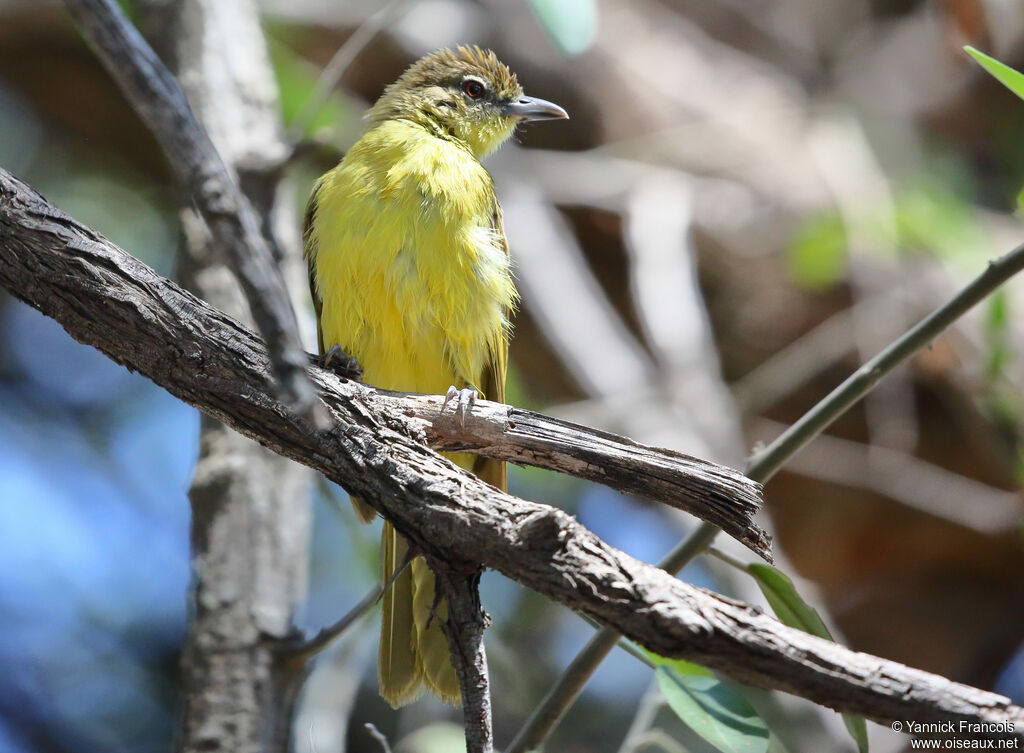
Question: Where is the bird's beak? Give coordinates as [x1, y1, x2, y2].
[502, 95, 569, 122]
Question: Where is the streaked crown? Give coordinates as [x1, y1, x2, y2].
[367, 45, 525, 158]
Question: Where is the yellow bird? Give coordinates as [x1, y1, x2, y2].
[303, 46, 567, 707]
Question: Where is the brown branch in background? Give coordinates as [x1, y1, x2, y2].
[728, 279, 938, 415]
[62, 0, 319, 422]
[2, 169, 1023, 736]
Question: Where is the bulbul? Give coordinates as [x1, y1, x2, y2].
[303, 46, 567, 707]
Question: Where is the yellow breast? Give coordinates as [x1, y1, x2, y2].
[310, 119, 516, 396]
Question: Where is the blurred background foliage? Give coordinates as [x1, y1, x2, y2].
[1, 0, 1023, 751]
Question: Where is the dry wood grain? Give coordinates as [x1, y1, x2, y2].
[382, 393, 769, 558]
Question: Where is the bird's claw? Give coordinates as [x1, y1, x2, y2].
[318, 345, 362, 381]
[443, 386, 477, 426]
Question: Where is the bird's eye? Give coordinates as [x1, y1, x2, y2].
[462, 79, 485, 99]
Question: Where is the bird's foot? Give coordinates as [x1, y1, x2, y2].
[317, 345, 363, 381]
[443, 386, 477, 426]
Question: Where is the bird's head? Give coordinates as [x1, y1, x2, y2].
[368, 45, 568, 158]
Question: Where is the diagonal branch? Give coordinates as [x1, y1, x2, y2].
[62, 0, 318, 422]
[282, 550, 414, 661]
[744, 250, 1024, 489]
[509, 231, 1024, 751]
[378, 392, 769, 558]
[1, 168, 1023, 735]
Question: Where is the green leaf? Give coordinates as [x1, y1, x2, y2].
[644, 648, 714, 678]
[844, 715, 870, 753]
[747, 564, 831, 638]
[748, 564, 869, 753]
[965, 46, 1024, 102]
[657, 666, 770, 753]
[268, 37, 355, 138]
[961, 49, 1024, 210]
[527, 0, 597, 56]
[787, 214, 847, 289]
[985, 290, 1011, 379]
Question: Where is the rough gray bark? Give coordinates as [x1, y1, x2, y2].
[62, 0, 316, 418]
[2, 168, 1022, 735]
[432, 563, 494, 753]
[132, 1, 314, 751]
[179, 422, 310, 753]
[379, 393, 768, 558]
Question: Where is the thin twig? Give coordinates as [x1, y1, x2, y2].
[746, 242, 1024, 485]
[432, 563, 494, 753]
[282, 550, 414, 661]
[62, 0, 320, 424]
[707, 546, 749, 572]
[577, 613, 659, 670]
[364, 723, 393, 753]
[507, 240, 1024, 752]
[285, 0, 409, 147]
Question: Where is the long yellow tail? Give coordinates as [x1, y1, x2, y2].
[374, 452, 505, 708]
[378, 522, 460, 708]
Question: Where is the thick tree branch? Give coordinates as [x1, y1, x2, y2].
[62, 0, 318, 421]
[1, 169, 1022, 734]
[376, 391, 768, 558]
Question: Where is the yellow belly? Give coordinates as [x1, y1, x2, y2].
[310, 119, 514, 398]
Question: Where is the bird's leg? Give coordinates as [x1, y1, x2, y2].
[443, 386, 477, 426]
[317, 344, 363, 381]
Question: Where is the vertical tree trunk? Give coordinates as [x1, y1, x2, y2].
[135, 2, 315, 751]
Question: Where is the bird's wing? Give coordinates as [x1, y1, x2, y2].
[472, 199, 510, 493]
[305, 173, 377, 524]
[303, 175, 326, 356]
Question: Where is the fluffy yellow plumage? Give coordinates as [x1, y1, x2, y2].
[311, 118, 516, 400]
[304, 45, 567, 707]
